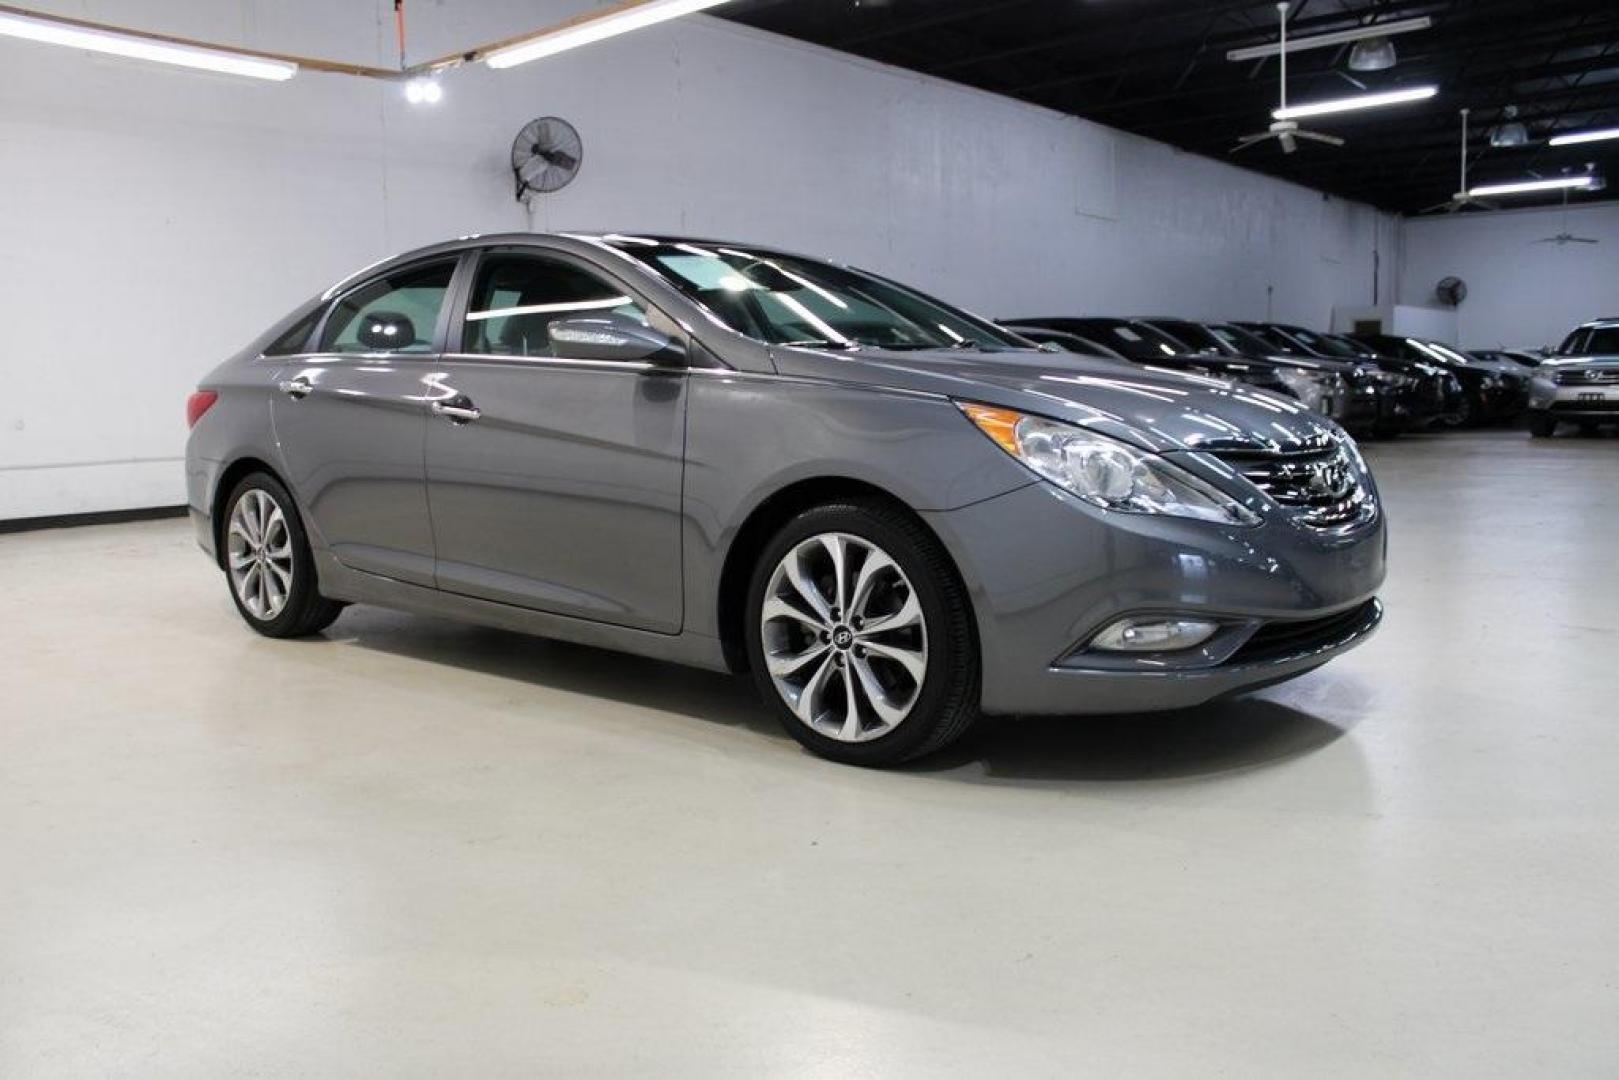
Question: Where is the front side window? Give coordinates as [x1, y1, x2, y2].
[607, 239, 1029, 352]
[462, 254, 650, 357]
[320, 261, 455, 354]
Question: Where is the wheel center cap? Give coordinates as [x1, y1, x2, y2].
[831, 626, 854, 650]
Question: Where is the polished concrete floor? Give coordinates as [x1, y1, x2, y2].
[2, 430, 1617, 1077]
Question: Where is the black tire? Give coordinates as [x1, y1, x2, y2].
[1528, 414, 1557, 438]
[220, 472, 344, 638]
[743, 498, 980, 767]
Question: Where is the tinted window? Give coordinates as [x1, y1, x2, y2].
[320, 261, 455, 354]
[1146, 320, 1226, 354]
[463, 254, 649, 357]
[1576, 328, 1619, 355]
[262, 307, 322, 356]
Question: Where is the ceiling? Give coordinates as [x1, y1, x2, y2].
[720, 0, 1619, 214]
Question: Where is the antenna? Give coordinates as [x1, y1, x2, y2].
[1277, 3, 1288, 113]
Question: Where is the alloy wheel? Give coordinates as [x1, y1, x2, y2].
[759, 532, 928, 743]
[227, 488, 294, 621]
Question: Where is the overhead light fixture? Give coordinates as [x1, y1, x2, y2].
[403, 76, 442, 104]
[1490, 105, 1528, 148]
[484, 0, 736, 69]
[1468, 177, 1594, 197]
[1227, 15, 1431, 63]
[1273, 85, 1436, 121]
[1347, 36, 1396, 72]
[1549, 127, 1619, 147]
[0, 8, 296, 81]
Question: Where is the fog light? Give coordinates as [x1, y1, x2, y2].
[1091, 617, 1219, 652]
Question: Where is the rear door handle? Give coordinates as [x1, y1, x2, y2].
[277, 376, 312, 399]
[431, 397, 481, 424]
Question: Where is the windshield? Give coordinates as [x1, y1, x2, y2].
[1211, 323, 1281, 356]
[1145, 320, 1230, 355]
[1047, 319, 1184, 361]
[1283, 326, 1361, 359]
[1567, 327, 1619, 355]
[602, 238, 1030, 352]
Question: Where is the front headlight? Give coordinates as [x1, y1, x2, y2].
[958, 403, 1258, 526]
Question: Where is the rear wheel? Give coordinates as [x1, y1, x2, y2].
[222, 473, 343, 638]
[744, 499, 979, 766]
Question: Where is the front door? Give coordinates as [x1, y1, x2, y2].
[425, 248, 687, 633]
[271, 257, 458, 587]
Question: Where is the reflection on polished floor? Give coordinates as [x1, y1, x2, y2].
[2, 430, 1616, 1077]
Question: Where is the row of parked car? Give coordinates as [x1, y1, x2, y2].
[995, 315, 1539, 439]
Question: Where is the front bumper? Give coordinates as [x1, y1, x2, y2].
[1529, 382, 1619, 420]
[923, 480, 1386, 715]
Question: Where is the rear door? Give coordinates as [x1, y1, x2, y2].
[270, 257, 461, 586]
[424, 246, 687, 632]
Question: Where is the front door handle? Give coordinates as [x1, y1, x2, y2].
[277, 376, 312, 399]
[431, 397, 481, 424]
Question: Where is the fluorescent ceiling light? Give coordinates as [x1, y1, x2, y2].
[1468, 177, 1594, 197]
[1548, 127, 1619, 147]
[1227, 15, 1431, 63]
[0, 9, 296, 80]
[1273, 85, 1436, 120]
[485, 0, 736, 69]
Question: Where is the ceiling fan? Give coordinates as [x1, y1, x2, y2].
[1231, 3, 1346, 155]
[1535, 186, 1599, 245]
[1419, 109, 1497, 213]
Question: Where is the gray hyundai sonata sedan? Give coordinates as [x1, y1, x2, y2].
[185, 232, 1385, 765]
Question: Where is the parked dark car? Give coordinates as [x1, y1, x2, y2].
[1474, 348, 1542, 371]
[1348, 333, 1526, 426]
[1526, 318, 1619, 436]
[1007, 315, 1370, 430]
[1002, 320, 1293, 398]
[184, 232, 1385, 766]
[1140, 318, 1390, 435]
[1235, 321, 1456, 434]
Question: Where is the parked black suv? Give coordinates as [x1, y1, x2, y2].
[1239, 322, 1463, 432]
[1008, 316, 1375, 432]
[1348, 333, 1526, 426]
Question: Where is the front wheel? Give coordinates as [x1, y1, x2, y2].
[744, 499, 979, 766]
[221, 472, 344, 638]
[1528, 414, 1557, 438]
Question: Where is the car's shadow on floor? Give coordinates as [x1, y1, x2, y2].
[905, 699, 1353, 783]
[334, 612, 1356, 784]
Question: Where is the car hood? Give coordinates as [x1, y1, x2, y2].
[769, 346, 1339, 454]
[1537, 355, 1619, 372]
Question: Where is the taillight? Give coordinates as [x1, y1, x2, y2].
[186, 390, 219, 428]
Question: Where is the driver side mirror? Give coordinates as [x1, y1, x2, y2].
[548, 313, 682, 364]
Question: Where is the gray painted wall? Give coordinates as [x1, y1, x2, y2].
[1400, 201, 1619, 349]
[2, 0, 1399, 519]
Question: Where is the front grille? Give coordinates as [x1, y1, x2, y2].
[1556, 368, 1619, 386]
[1226, 600, 1380, 665]
[1212, 445, 1375, 529]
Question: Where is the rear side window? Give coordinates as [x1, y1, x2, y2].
[462, 254, 649, 358]
[262, 307, 322, 356]
[319, 261, 455, 354]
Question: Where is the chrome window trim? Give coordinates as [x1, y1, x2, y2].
[436, 352, 661, 373]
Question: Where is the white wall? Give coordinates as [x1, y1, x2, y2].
[1, 0, 1398, 520]
[1400, 201, 1619, 350]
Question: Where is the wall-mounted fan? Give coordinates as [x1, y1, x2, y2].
[1231, 3, 1346, 155]
[1436, 276, 1467, 305]
[1419, 109, 1496, 214]
[511, 116, 582, 200]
